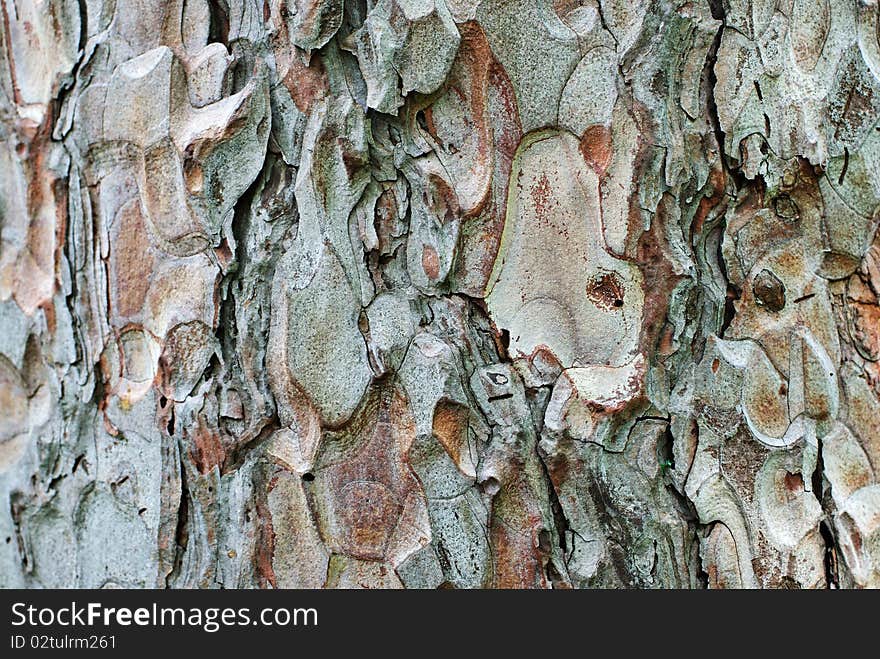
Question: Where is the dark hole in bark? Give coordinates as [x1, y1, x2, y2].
[416, 111, 429, 133]
[479, 477, 500, 496]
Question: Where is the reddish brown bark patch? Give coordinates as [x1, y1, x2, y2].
[282, 51, 329, 114]
[112, 200, 155, 320]
[636, 193, 690, 356]
[187, 416, 227, 475]
[421, 244, 440, 280]
[579, 125, 612, 175]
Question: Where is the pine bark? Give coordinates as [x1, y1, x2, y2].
[1, 0, 879, 588]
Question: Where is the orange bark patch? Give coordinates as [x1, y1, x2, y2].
[338, 481, 401, 560]
[690, 165, 726, 236]
[491, 502, 547, 589]
[431, 401, 469, 467]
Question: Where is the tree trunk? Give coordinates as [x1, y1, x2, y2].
[1, 0, 878, 589]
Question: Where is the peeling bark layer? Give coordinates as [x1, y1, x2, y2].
[1, 0, 879, 589]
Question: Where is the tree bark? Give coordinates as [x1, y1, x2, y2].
[1, 0, 879, 589]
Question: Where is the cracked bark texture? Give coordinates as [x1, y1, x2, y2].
[1, 0, 879, 589]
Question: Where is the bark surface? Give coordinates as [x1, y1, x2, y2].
[1, 0, 879, 588]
